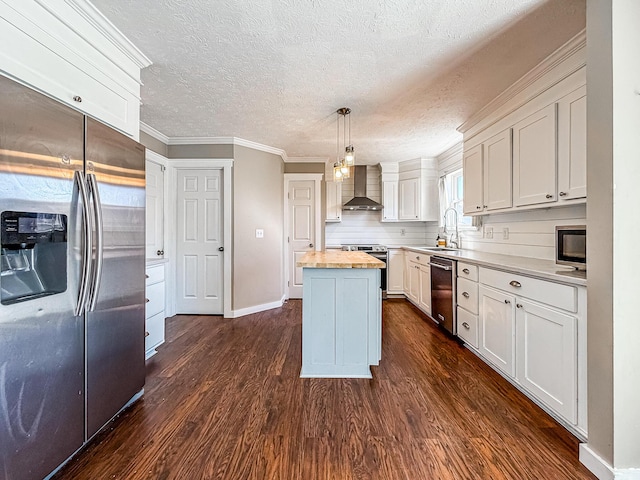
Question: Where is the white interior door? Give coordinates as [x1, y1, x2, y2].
[176, 169, 223, 314]
[288, 180, 316, 298]
[145, 159, 164, 259]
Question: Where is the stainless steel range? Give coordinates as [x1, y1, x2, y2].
[341, 244, 388, 297]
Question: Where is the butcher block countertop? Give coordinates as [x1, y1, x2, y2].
[297, 251, 385, 269]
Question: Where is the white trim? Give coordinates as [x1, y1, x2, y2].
[140, 122, 170, 145]
[580, 444, 640, 480]
[145, 148, 168, 166]
[283, 174, 323, 299]
[166, 158, 234, 318]
[458, 29, 586, 134]
[228, 295, 287, 318]
[35, 0, 152, 73]
[166, 136, 289, 161]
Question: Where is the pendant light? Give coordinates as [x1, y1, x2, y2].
[333, 107, 355, 182]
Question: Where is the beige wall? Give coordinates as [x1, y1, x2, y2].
[168, 143, 234, 159]
[586, 0, 640, 469]
[232, 145, 284, 310]
[284, 162, 325, 174]
[139, 131, 168, 156]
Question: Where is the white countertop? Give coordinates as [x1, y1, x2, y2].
[403, 246, 586, 287]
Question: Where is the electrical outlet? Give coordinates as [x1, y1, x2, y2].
[485, 226, 493, 239]
[255, 228, 264, 238]
[503, 227, 509, 240]
[400, 228, 406, 236]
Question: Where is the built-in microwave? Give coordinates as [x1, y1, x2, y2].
[556, 226, 586, 270]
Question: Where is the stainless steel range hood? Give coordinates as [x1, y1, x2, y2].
[342, 165, 384, 211]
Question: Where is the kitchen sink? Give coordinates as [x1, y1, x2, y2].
[412, 247, 460, 252]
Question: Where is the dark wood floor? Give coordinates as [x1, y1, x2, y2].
[54, 299, 595, 480]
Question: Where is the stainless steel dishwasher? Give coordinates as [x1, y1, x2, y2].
[430, 256, 457, 335]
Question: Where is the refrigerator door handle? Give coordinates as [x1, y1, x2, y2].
[87, 173, 104, 312]
[74, 170, 92, 316]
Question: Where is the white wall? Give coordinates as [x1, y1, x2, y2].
[325, 164, 438, 247]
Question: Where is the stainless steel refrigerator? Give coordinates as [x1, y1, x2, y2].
[0, 74, 145, 479]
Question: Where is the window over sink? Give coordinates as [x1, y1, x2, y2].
[440, 168, 475, 230]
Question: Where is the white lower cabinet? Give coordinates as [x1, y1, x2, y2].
[478, 285, 516, 377]
[403, 250, 432, 318]
[418, 264, 431, 314]
[145, 263, 166, 359]
[387, 249, 404, 294]
[467, 265, 585, 436]
[515, 298, 577, 423]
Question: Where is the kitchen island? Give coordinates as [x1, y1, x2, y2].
[297, 251, 384, 378]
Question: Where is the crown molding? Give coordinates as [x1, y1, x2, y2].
[437, 142, 463, 162]
[287, 156, 330, 163]
[458, 28, 586, 134]
[56, 0, 152, 70]
[140, 122, 170, 144]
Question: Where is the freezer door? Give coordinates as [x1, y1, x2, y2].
[84, 118, 146, 438]
[0, 75, 85, 479]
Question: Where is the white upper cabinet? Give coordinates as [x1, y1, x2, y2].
[557, 86, 587, 201]
[513, 104, 557, 207]
[0, 1, 151, 139]
[381, 180, 398, 221]
[325, 181, 342, 222]
[459, 33, 586, 215]
[462, 129, 511, 214]
[462, 144, 483, 215]
[483, 129, 513, 211]
[146, 152, 166, 259]
[398, 177, 420, 220]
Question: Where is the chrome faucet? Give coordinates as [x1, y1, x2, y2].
[443, 207, 460, 249]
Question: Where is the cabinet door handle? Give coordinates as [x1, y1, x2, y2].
[516, 303, 523, 309]
[145, 274, 149, 279]
[73, 95, 82, 103]
[145, 331, 150, 337]
[559, 192, 567, 197]
[462, 322, 470, 330]
[145, 298, 150, 303]
[462, 292, 470, 298]
[476, 205, 482, 210]
[509, 280, 521, 288]
[545, 194, 553, 199]
[483, 205, 487, 209]
[504, 299, 511, 304]
[462, 268, 470, 274]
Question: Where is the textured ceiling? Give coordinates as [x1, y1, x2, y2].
[92, 0, 586, 164]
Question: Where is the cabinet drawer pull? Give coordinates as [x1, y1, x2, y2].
[504, 299, 511, 304]
[545, 194, 553, 199]
[145, 331, 150, 337]
[462, 322, 470, 330]
[462, 268, 470, 274]
[516, 303, 523, 309]
[462, 292, 470, 298]
[483, 205, 487, 209]
[509, 280, 521, 288]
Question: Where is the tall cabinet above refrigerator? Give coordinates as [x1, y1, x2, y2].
[0, 74, 145, 479]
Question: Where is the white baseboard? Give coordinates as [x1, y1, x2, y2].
[228, 295, 286, 318]
[580, 444, 640, 480]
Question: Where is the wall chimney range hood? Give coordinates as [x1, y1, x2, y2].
[342, 165, 384, 211]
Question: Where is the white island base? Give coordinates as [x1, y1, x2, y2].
[298, 251, 383, 379]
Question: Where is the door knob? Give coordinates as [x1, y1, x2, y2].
[156, 250, 164, 256]
[309, 243, 314, 248]
[218, 247, 224, 252]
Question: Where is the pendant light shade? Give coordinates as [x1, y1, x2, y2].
[334, 107, 355, 181]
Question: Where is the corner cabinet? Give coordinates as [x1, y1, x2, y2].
[557, 86, 587, 201]
[0, 1, 151, 139]
[325, 181, 342, 222]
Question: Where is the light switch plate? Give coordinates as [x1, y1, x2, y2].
[256, 228, 264, 238]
